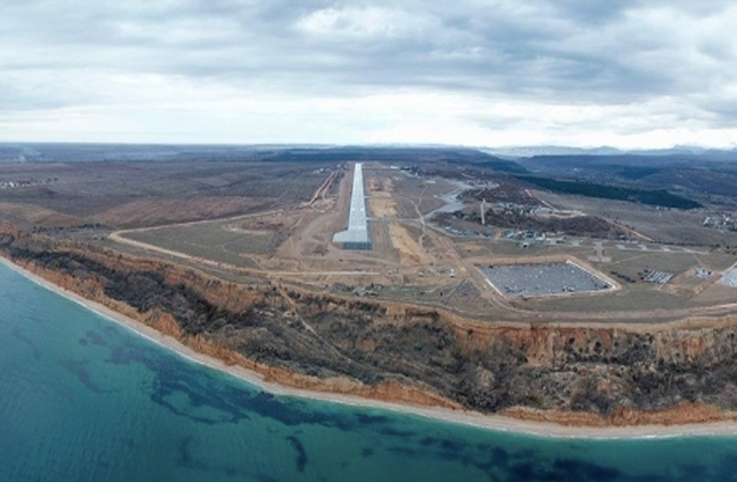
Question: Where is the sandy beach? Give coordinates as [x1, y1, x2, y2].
[3, 255, 737, 440]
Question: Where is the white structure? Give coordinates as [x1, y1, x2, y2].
[333, 163, 371, 249]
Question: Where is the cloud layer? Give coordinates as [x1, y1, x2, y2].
[1, 0, 736, 148]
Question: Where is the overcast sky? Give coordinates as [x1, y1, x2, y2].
[1, 1, 736, 148]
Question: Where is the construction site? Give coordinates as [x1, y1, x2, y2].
[107, 159, 737, 324]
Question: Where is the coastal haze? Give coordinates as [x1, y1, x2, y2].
[3, 1, 737, 482]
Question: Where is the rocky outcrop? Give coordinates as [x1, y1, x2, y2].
[4, 221, 737, 426]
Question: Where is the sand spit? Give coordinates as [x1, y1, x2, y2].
[3, 255, 737, 440]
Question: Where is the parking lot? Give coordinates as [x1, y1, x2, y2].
[479, 262, 611, 297]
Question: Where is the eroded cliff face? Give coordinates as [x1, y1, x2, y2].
[3, 222, 737, 426]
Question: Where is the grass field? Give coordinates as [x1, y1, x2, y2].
[523, 286, 695, 313]
[0, 158, 330, 230]
[123, 222, 272, 268]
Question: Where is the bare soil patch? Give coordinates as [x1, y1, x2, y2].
[369, 198, 397, 218]
[388, 222, 433, 265]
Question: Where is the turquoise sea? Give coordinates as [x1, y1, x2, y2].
[1, 264, 737, 482]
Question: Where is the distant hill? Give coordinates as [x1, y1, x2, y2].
[518, 175, 702, 210]
[0, 143, 526, 173]
[487, 145, 737, 160]
[251, 147, 528, 173]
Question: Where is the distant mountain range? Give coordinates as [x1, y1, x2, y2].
[483, 145, 737, 159]
[1, 142, 735, 164]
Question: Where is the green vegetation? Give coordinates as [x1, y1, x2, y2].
[518, 176, 702, 210]
[615, 165, 660, 180]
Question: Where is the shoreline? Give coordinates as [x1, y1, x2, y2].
[3, 255, 737, 440]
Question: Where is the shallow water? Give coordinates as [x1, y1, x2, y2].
[1, 263, 737, 482]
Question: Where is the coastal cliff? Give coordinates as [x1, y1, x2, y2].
[3, 222, 737, 427]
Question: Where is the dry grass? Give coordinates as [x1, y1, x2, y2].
[0, 202, 81, 227]
[121, 217, 278, 268]
[369, 198, 397, 218]
[388, 222, 433, 265]
[95, 197, 274, 228]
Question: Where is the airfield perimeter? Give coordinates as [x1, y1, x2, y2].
[28, 157, 732, 325]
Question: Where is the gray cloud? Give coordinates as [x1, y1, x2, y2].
[0, 0, 736, 145]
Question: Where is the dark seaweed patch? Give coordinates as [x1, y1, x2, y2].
[387, 446, 418, 458]
[375, 426, 416, 438]
[177, 435, 194, 468]
[107, 342, 253, 424]
[354, 412, 392, 425]
[552, 458, 620, 481]
[105, 340, 382, 430]
[508, 461, 536, 480]
[286, 435, 308, 472]
[175, 435, 249, 479]
[84, 330, 107, 346]
[11, 325, 40, 360]
[490, 447, 509, 468]
[59, 358, 113, 394]
[715, 452, 737, 482]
